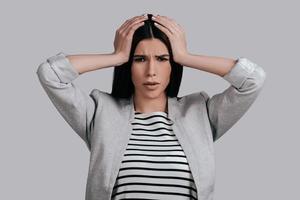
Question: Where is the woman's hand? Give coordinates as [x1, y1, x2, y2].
[152, 15, 189, 65]
[113, 15, 147, 65]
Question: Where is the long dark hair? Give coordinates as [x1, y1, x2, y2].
[111, 13, 183, 99]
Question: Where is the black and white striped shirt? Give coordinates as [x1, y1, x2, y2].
[111, 111, 198, 200]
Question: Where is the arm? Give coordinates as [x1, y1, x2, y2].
[36, 16, 145, 148]
[66, 52, 126, 74]
[36, 51, 124, 149]
[177, 53, 238, 76]
[150, 16, 266, 141]
[180, 54, 266, 142]
[203, 56, 266, 141]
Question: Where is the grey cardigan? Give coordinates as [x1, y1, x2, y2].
[36, 52, 266, 200]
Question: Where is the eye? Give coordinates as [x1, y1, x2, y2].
[158, 57, 169, 62]
[134, 57, 145, 62]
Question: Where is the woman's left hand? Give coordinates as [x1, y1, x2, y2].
[152, 15, 189, 65]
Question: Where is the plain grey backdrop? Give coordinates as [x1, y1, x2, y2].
[1, 0, 299, 199]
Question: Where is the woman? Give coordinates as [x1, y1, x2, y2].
[36, 13, 266, 200]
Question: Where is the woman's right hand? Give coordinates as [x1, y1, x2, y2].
[113, 14, 147, 65]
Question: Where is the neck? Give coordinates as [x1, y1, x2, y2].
[133, 92, 168, 113]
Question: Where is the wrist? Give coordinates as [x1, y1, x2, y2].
[113, 52, 128, 66]
[175, 52, 191, 66]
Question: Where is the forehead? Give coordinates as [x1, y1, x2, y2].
[134, 38, 168, 54]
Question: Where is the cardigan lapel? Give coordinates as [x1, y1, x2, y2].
[108, 94, 201, 199]
[127, 94, 201, 194]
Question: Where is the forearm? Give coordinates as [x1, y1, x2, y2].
[179, 53, 238, 77]
[66, 52, 125, 74]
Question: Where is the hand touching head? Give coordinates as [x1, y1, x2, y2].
[113, 14, 148, 64]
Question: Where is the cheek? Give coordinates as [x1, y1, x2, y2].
[161, 66, 172, 84]
[131, 65, 143, 85]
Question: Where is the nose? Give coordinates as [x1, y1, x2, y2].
[146, 58, 157, 77]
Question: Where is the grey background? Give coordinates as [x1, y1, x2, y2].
[1, 0, 299, 199]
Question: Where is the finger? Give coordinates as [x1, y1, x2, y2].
[176, 23, 185, 33]
[119, 15, 146, 31]
[120, 16, 146, 33]
[124, 19, 145, 37]
[158, 15, 183, 34]
[165, 16, 183, 32]
[123, 16, 146, 33]
[153, 15, 177, 34]
[154, 22, 173, 38]
[154, 15, 180, 34]
[152, 17, 175, 35]
[126, 21, 145, 39]
[124, 15, 146, 27]
[119, 16, 142, 31]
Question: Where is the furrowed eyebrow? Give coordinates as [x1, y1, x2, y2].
[133, 54, 170, 58]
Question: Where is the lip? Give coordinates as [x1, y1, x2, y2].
[144, 81, 160, 85]
[144, 83, 160, 90]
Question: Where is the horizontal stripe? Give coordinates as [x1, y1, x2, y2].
[124, 153, 186, 157]
[113, 182, 197, 192]
[119, 167, 191, 173]
[112, 190, 197, 200]
[112, 111, 198, 200]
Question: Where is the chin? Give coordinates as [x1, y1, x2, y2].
[143, 91, 165, 99]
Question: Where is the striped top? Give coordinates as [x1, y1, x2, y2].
[111, 111, 198, 200]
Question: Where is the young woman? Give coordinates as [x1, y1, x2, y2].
[36, 13, 266, 200]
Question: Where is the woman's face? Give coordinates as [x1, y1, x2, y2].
[131, 38, 172, 99]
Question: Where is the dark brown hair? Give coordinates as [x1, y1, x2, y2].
[111, 13, 183, 99]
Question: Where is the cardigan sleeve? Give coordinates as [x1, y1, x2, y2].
[36, 51, 99, 149]
[200, 57, 267, 142]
